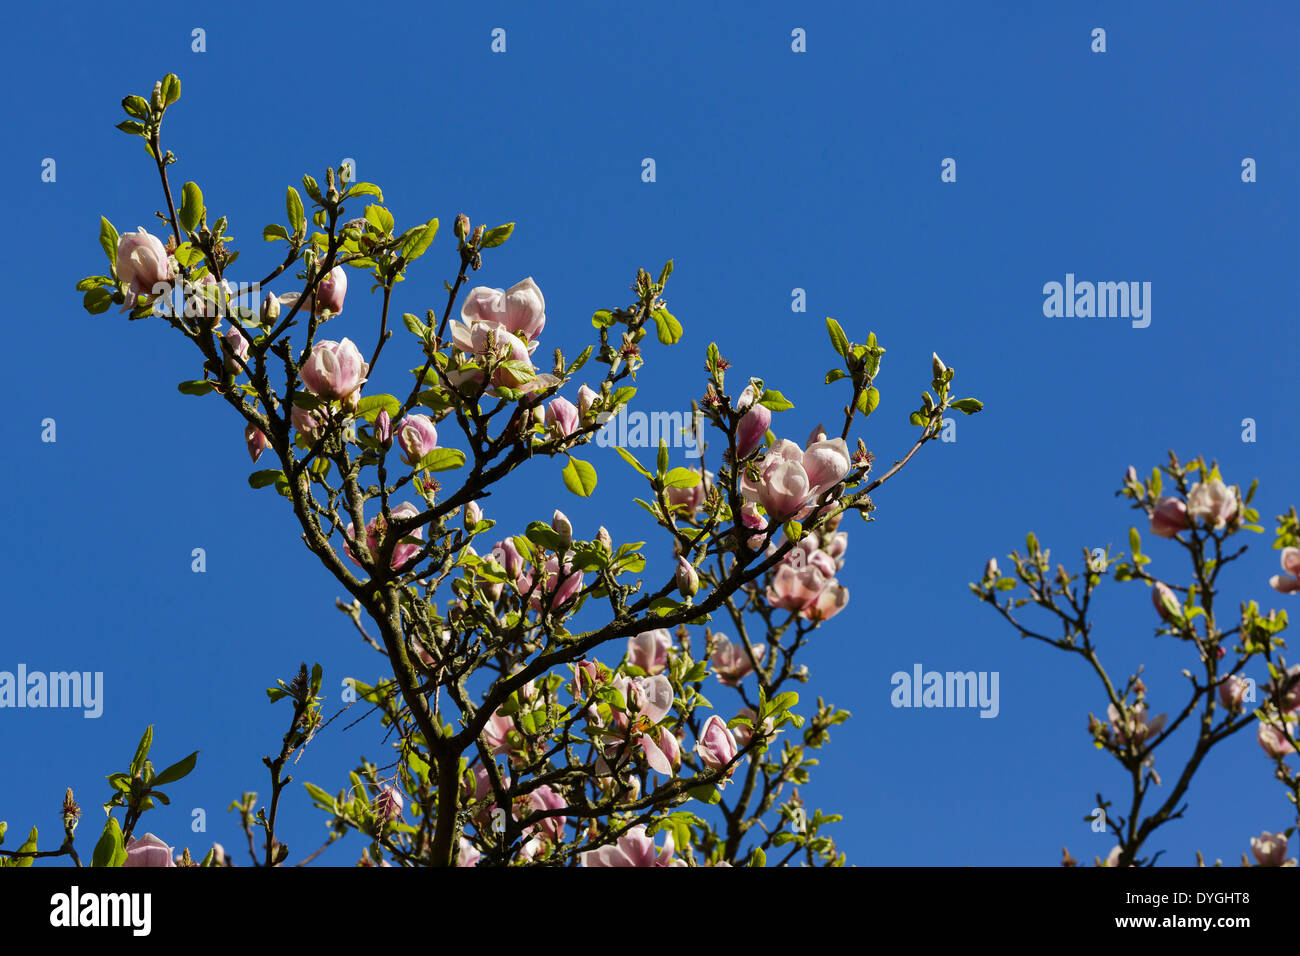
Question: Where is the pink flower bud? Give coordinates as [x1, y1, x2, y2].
[666, 467, 713, 514]
[596, 526, 613, 554]
[374, 408, 392, 447]
[492, 538, 524, 580]
[546, 396, 581, 438]
[552, 510, 573, 546]
[291, 403, 325, 443]
[676, 556, 699, 598]
[1150, 497, 1190, 538]
[344, 502, 425, 572]
[1152, 581, 1179, 620]
[300, 338, 369, 400]
[373, 785, 404, 822]
[222, 325, 250, 374]
[245, 423, 267, 463]
[1218, 675, 1249, 713]
[260, 289, 281, 325]
[464, 500, 483, 531]
[312, 265, 347, 316]
[984, 557, 1000, 581]
[1258, 721, 1297, 759]
[1264, 664, 1300, 713]
[115, 228, 174, 297]
[627, 629, 671, 675]
[735, 386, 771, 459]
[640, 726, 681, 776]
[395, 413, 439, 466]
[695, 714, 739, 771]
[1268, 547, 1300, 594]
[577, 384, 600, 421]
[710, 635, 764, 686]
[123, 833, 176, 868]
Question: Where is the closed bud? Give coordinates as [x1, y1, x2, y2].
[675, 556, 699, 598]
[374, 409, 392, 447]
[552, 510, 573, 547]
[931, 352, 947, 379]
[260, 290, 281, 325]
[464, 500, 483, 531]
[596, 526, 613, 555]
[245, 423, 268, 463]
[455, 214, 470, 240]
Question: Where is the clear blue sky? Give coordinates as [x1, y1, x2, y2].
[2, 0, 1297, 866]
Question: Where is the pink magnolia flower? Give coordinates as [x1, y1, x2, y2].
[395, 413, 439, 466]
[123, 833, 176, 868]
[735, 385, 771, 459]
[1250, 830, 1291, 867]
[291, 403, 325, 442]
[1218, 675, 1251, 714]
[804, 581, 849, 622]
[222, 325, 250, 374]
[245, 423, 267, 463]
[551, 510, 573, 546]
[666, 467, 713, 514]
[1151, 581, 1179, 621]
[374, 409, 392, 447]
[312, 265, 347, 316]
[483, 709, 517, 756]
[612, 674, 674, 724]
[577, 384, 600, 421]
[525, 785, 568, 842]
[115, 228, 173, 297]
[490, 538, 525, 582]
[740, 501, 769, 550]
[457, 837, 481, 867]
[711, 635, 764, 686]
[448, 319, 537, 391]
[1257, 721, 1296, 759]
[640, 726, 681, 776]
[1107, 702, 1167, 749]
[460, 277, 547, 343]
[825, 532, 848, 568]
[344, 501, 424, 571]
[731, 707, 774, 748]
[519, 556, 584, 611]
[676, 557, 699, 597]
[546, 396, 581, 437]
[627, 629, 671, 675]
[695, 714, 739, 772]
[1269, 548, 1300, 595]
[1187, 479, 1237, 529]
[300, 338, 368, 400]
[740, 438, 851, 521]
[1149, 497, 1189, 538]
[572, 659, 601, 699]
[580, 824, 676, 867]
[373, 785, 404, 822]
[1265, 664, 1300, 713]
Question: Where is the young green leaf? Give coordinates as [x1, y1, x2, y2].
[562, 456, 598, 497]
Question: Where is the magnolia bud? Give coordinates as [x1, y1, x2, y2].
[455, 214, 470, 240]
[260, 290, 281, 325]
[374, 409, 392, 448]
[471, 224, 485, 246]
[464, 500, 483, 531]
[596, 526, 613, 555]
[676, 557, 699, 598]
[373, 786, 404, 823]
[931, 352, 947, 379]
[245, 423, 268, 463]
[984, 557, 999, 582]
[552, 510, 573, 547]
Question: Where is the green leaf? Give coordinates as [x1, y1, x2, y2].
[177, 380, 214, 396]
[92, 818, 126, 868]
[759, 389, 795, 412]
[179, 182, 204, 234]
[908, 411, 928, 427]
[417, 448, 467, 472]
[857, 386, 880, 416]
[1129, 527, 1141, 557]
[99, 217, 120, 269]
[750, 846, 766, 867]
[83, 287, 114, 315]
[302, 175, 322, 203]
[658, 260, 674, 285]
[480, 222, 515, 248]
[121, 95, 150, 119]
[826, 317, 849, 358]
[664, 467, 701, 489]
[354, 393, 401, 422]
[614, 446, 653, 479]
[248, 469, 285, 489]
[286, 186, 305, 236]
[263, 223, 289, 242]
[364, 204, 394, 234]
[687, 783, 722, 805]
[115, 120, 146, 136]
[12, 827, 38, 868]
[400, 218, 439, 262]
[591, 309, 615, 329]
[949, 397, 983, 415]
[651, 308, 683, 345]
[562, 456, 598, 497]
[345, 182, 383, 201]
[152, 750, 199, 786]
[130, 726, 154, 776]
[160, 73, 181, 107]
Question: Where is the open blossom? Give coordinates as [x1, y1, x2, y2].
[667, 467, 713, 513]
[695, 714, 740, 772]
[292, 403, 325, 442]
[460, 277, 547, 343]
[710, 634, 764, 686]
[639, 726, 681, 776]
[766, 537, 849, 621]
[740, 437, 851, 522]
[1149, 497, 1189, 538]
[525, 785, 568, 842]
[1107, 702, 1166, 749]
[123, 833, 176, 868]
[546, 396, 581, 437]
[613, 674, 674, 724]
[448, 319, 538, 390]
[300, 338, 368, 400]
[580, 824, 676, 867]
[457, 837, 481, 868]
[1186, 479, 1237, 529]
[1250, 830, 1292, 867]
[115, 227, 174, 297]
[245, 423, 267, 463]
[395, 413, 438, 466]
[627, 629, 671, 675]
[1257, 721, 1296, 758]
[1268, 548, 1300, 595]
[345, 501, 424, 571]
[312, 265, 347, 316]
[735, 385, 771, 459]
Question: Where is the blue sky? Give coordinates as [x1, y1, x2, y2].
[2, 0, 1298, 866]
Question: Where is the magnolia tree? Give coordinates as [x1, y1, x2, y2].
[972, 453, 1300, 868]
[2, 74, 983, 868]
